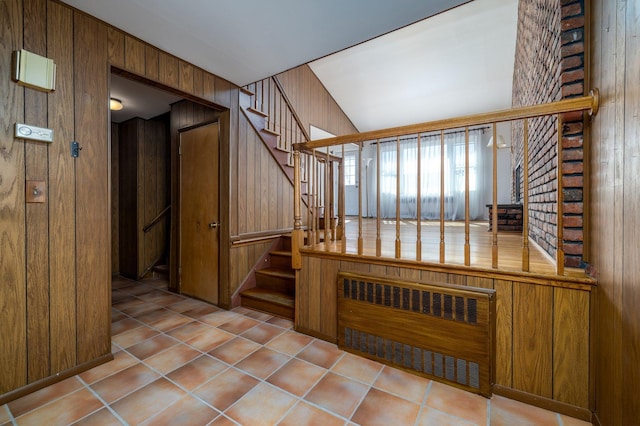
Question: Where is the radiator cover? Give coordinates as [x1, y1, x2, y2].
[337, 272, 496, 397]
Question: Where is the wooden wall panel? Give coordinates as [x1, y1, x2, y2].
[0, 0, 27, 395]
[512, 282, 553, 398]
[159, 52, 179, 88]
[24, 0, 50, 383]
[296, 255, 592, 413]
[118, 120, 139, 277]
[229, 241, 272, 299]
[47, 0, 77, 374]
[144, 45, 159, 81]
[621, 2, 640, 421]
[276, 64, 359, 136]
[111, 122, 120, 274]
[553, 287, 589, 408]
[107, 27, 124, 68]
[179, 61, 194, 94]
[591, 0, 640, 424]
[73, 11, 111, 364]
[233, 112, 295, 236]
[494, 279, 513, 387]
[125, 35, 145, 76]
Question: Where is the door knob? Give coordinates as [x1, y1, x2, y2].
[209, 222, 220, 229]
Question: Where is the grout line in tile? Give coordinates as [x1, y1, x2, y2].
[76, 376, 127, 425]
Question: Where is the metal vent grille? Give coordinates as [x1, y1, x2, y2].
[343, 278, 479, 324]
[338, 272, 495, 397]
[344, 327, 480, 389]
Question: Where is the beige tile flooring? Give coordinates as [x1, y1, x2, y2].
[1, 276, 591, 426]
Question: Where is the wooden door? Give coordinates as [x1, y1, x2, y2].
[179, 123, 219, 304]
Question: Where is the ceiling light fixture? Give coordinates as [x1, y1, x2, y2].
[110, 97, 123, 111]
[487, 135, 508, 149]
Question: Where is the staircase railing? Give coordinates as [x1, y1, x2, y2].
[244, 76, 343, 257]
[291, 90, 599, 275]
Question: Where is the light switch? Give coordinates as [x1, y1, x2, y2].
[26, 180, 46, 203]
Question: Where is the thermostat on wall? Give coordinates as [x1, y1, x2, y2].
[15, 123, 54, 143]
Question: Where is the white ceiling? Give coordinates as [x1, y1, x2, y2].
[66, 0, 519, 133]
[310, 0, 519, 131]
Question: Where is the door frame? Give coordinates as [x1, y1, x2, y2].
[107, 67, 231, 308]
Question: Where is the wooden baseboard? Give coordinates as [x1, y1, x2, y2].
[294, 326, 337, 344]
[0, 352, 114, 406]
[492, 385, 593, 423]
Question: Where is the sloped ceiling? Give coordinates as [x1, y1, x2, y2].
[64, 0, 518, 134]
[310, 0, 519, 131]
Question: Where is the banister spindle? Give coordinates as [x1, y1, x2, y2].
[324, 149, 330, 249]
[556, 114, 564, 275]
[464, 127, 470, 266]
[439, 130, 445, 263]
[358, 142, 364, 255]
[416, 133, 422, 261]
[395, 136, 401, 259]
[292, 150, 303, 269]
[522, 119, 530, 271]
[491, 123, 498, 268]
[376, 139, 382, 256]
[339, 144, 346, 253]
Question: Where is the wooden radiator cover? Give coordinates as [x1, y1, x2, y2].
[337, 272, 496, 397]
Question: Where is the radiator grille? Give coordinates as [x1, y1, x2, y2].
[343, 278, 479, 324]
[338, 272, 495, 397]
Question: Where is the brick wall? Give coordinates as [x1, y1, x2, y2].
[511, 0, 586, 267]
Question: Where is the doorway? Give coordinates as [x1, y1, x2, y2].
[179, 123, 220, 304]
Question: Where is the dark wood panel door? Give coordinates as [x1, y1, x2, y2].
[179, 123, 219, 304]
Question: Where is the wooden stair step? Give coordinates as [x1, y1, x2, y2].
[240, 288, 294, 319]
[255, 267, 295, 293]
[152, 264, 168, 275]
[247, 106, 268, 117]
[270, 250, 292, 258]
[256, 267, 295, 280]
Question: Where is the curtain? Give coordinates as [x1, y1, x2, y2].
[368, 129, 485, 220]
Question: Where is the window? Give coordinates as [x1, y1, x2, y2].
[344, 154, 356, 186]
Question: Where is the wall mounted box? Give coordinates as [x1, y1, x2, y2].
[12, 49, 56, 92]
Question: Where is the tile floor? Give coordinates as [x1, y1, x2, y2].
[0, 276, 591, 426]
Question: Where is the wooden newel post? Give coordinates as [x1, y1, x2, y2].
[292, 150, 303, 270]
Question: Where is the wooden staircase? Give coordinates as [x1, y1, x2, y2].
[240, 236, 295, 319]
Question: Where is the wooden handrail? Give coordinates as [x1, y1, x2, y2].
[293, 90, 599, 151]
[291, 89, 600, 274]
[272, 76, 312, 142]
[143, 205, 170, 233]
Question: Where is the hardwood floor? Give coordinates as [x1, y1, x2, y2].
[311, 218, 573, 277]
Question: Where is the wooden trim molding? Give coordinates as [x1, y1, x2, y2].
[493, 384, 593, 423]
[0, 353, 113, 406]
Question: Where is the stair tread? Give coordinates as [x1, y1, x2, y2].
[270, 250, 292, 257]
[247, 106, 268, 117]
[263, 128, 280, 136]
[241, 288, 294, 307]
[256, 267, 295, 279]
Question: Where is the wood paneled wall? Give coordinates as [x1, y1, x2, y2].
[229, 240, 274, 301]
[116, 116, 169, 279]
[0, 0, 243, 402]
[0, 0, 111, 399]
[276, 64, 359, 136]
[231, 112, 296, 237]
[297, 254, 592, 417]
[591, 1, 640, 424]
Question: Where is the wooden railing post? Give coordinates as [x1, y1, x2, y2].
[292, 150, 303, 270]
